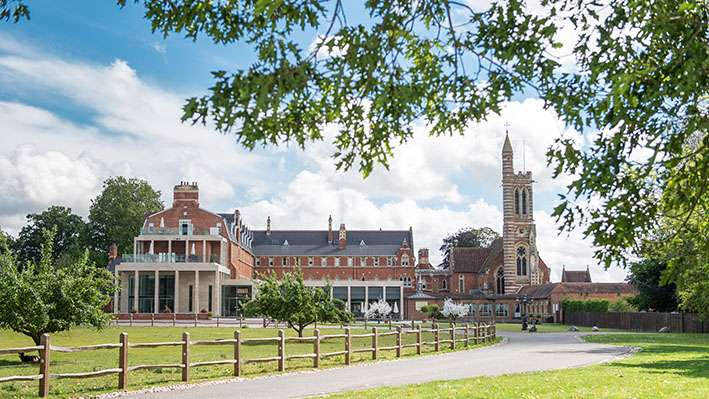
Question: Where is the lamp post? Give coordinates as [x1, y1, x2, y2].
[517, 295, 534, 331]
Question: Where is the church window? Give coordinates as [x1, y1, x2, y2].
[496, 268, 505, 294]
[441, 279, 448, 290]
[516, 247, 527, 275]
[522, 188, 528, 215]
[281, 257, 288, 266]
[514, 189, 521, 216]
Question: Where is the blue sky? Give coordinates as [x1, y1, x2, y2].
[0, 2, 627, 282]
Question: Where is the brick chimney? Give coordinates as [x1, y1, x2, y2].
[173, 181, 199, 207]
[327, 215, 333, 244]
[418, 248, 429, 265]
[108, 243, 118, 260]
[338, 223, 347, 250]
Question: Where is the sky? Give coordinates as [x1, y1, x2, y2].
[0, 1, 628, 282]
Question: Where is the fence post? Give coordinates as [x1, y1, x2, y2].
[411, 320, 415, 330]
[416, 325, 422, 355]
[234, 330, 241, 376]
[464, 323, 469, 348]
[182, 332, 190, 382]
[173, 313, 176, 327]
[119, 332, 128, 389]
[450, 323, 456, 350]
[434, 323, 440, 352]
[372, 327, 378, 360]
[314, 329, 320, 368]
[194, 314, 198, 327]
[474, 322, 480, 344]
[217, 317, 220, 328]
[151, 313, 155, 327]
[39, 333, 50, 398]
[278, 329, 286, 372]
[345, 327, 351, 365]
[396, 326, 402, 358]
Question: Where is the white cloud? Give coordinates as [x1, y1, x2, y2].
[0, 33, 626, 282]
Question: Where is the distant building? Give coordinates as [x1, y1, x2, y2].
[110, 183, 414, 319]
[561, 265, 593, 283]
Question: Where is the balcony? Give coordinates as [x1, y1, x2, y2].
[139, 226, 220, 236]
[122, 253, 222, 264]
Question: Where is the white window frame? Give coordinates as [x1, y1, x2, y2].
[308, 257, 313, 266]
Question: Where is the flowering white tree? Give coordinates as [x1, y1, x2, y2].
[441, 299, 469, 321]
[365, 299, 392, 321]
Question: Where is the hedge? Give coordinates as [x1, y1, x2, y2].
[561, 298, 609, 313]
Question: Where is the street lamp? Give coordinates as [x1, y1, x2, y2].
[516, 295, 534, 331]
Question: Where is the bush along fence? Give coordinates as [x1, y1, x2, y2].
[564, 311, 708, 333]
[0, 322, 496, 397]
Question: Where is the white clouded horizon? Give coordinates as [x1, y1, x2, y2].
[0, 33, 626, 283]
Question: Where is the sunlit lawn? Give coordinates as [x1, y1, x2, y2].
[0, 325, 494, 398]
[323, 333, 709, 398]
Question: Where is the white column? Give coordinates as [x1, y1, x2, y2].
[168, 240, 172, 259]
[214, 271, 220, 316]
[400, 286, 404, 320]
[364, 286, 369, 313]
[133, 238, 137, 257]
[202, 239, 207, 262]
[133, 270, 139, 313]
[185, 239, 189, 261]
[154, 270, 159, 314]
[113, 270, 119, 314]
[347, 286, 351, 311]
[174, 270, 180, 313]
[194, 270, 200, 313]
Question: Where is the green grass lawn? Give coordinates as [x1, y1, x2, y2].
[322, 333, 709, 399]
[0, 325, 493, 398]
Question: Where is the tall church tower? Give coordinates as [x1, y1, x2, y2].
[501, 131, 541, 293]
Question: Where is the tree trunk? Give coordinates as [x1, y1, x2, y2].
[297, 327, 304, 337]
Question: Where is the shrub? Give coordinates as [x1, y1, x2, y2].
[561, 298, 610, 313]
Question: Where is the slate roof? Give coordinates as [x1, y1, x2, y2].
[450, 237, 503, 274]
[248, 229, 414, 257]
[518, 282, 636, 299]
[561, 269, 592, 283]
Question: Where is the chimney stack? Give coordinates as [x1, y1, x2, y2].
[173, 181, 199, 207]
[418, 248, 429, 265]
[327, 215, 333, 244]
[338, 223, 347, 250]
[266, 216, 271, 236]
[108, 243, 119, 260]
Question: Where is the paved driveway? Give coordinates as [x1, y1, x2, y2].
[116, 332, 632, 399]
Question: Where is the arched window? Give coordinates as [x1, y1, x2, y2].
[514, 188, 520, 215]
[522, 188, 528, 215]
[516, 247, 527, 275]
[496, 268, 505, 294]
[441, 279, 447, 290]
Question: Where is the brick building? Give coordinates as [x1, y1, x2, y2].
[111, 183, 414, 319]
[404, 132, 634, 321]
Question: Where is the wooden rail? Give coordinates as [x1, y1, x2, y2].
[0, 322, 496, 397]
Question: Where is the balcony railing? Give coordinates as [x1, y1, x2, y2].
[139, 226, 219, 236]
[121, 253, 223, 264]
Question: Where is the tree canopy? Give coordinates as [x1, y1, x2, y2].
[3, 1, 707, 284]
[626, 259, 678, 313]
[0, 228, 116, 345]
[12, 206, 88, 267]
[243, 271, 352, 336]
[88, 176, 163, 264]
[439, 227, 500, 268]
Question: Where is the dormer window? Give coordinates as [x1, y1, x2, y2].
[360, 240, 366, 246]
[283, 240, 289, 246]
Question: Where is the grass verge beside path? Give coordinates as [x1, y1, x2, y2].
[322, 333, 709, 399]
[0, 326, 496, 398]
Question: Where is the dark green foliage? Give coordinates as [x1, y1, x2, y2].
[13, 206, 88, 267]
[0, 228, 12, 255]
[627, 259, 678, 313]
[0, 0, 28, 22]
[88, 177, 163, 264]
[0, 229, 116, 345]
[243, 271, 353, 336]
[439, 227, 500, 268]
[420, 304, 441, 320]
[561, 299, 609, 313]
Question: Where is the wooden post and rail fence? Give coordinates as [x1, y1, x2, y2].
[0, 322, 496, 397]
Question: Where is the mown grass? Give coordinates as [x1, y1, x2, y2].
[0, 325, 494, 398]
[322, 333, 709, 399]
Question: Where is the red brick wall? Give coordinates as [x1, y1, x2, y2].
[254, 265, 415, 282]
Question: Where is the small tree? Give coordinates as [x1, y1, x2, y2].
[0, 229, 116, 345]
[242, 271, 352, 337]
[420, 304, 440, 321]
[365, 299, 392, 323]
[441, 299, 469, 322]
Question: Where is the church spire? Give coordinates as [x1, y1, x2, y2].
[502, 130, 513, 154]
